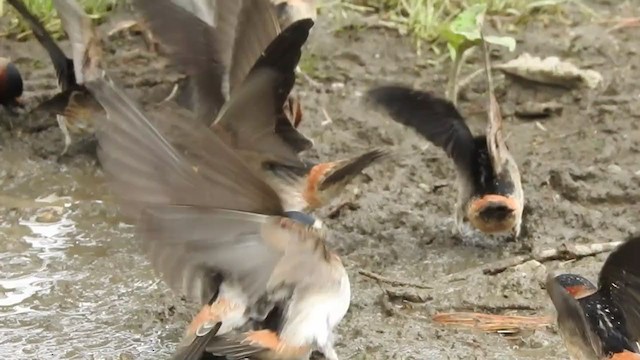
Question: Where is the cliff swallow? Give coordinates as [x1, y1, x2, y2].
[366, 41, 523, 239]
[7, 0, 102, 155]
[135, 0, 389, 212]
[546, 234, 640, 360]
[54, 2, 350, 357]
[0, 57, 24, 114]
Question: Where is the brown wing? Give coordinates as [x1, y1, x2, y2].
[168, 0, 220, 27]
[138, 205, 337, 307]
[213, 18, 314, 163]
[228, 0, 281, 94]
[80, 70, 340, 308]
[213, 67, 307, 167]
[83, 71, 284, 220]
[133, 0, 241, 124]
[139, 206, 281, 305]
[235, 17, 315, 154]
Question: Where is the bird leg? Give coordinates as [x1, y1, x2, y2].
[317, 343, 339, 360]
[295, 66, 321, 88]
[56, 114, 72, 156]
[453, 201, 466, 236]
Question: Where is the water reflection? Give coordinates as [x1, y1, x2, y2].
[0, 196, 74, 312]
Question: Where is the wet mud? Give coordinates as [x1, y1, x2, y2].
[0, 1, 639, 359]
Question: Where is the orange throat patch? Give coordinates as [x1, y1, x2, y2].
[303, 162, 335, 209]
[563, 285, 596, 299]
[609, 351, 640, 360]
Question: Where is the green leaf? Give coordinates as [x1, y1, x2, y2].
[484, 35, 517, 52]
[441, 3, 517, 59]
[448, 3, 487, 41]
[441, 3, 487, 59]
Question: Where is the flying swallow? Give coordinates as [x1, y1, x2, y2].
[366, 40, 523, 239]
[134, 0, 389, 212]
[546, 234, 640, 360]
[0, 57, 24, 114]
[53, 2, 350, 359]
[6, 0, 103, 155]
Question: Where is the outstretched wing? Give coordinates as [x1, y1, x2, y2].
[133, 0, 241, 123]
[84, 71, 284, 219]
[546, 273, 602, 358]
[599, 234, 640, 344]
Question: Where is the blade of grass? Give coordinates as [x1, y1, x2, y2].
[4, 0, 122, 39]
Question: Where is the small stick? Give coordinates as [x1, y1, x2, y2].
[358, 241, 623, 291]
[358, 269, 432, 289]
[320, 107, 333, 126]
[160, 83, 180, 103]
[533, 241, 622, 262]
[386, 287, 432, 303]
[456, 67, 485, 93]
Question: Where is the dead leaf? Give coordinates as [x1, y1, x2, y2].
[496, 53, 603, 89]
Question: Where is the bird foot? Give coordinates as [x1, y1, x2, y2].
[317, 344, 339, 360]
[56, 115, 72, 156]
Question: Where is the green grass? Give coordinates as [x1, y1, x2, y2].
[1, 0, 122, 40]
[337, 0, 594, 54]
[1, 0, 594, 46]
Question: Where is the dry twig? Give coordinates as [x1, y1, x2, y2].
[358, 241, 622, 291]
[358, 269, 432, 289]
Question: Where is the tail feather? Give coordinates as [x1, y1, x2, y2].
[33, 90, 74, 115]
[319, 148, 390, 190]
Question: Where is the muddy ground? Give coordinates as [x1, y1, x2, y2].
[1, 1, 639, 359]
